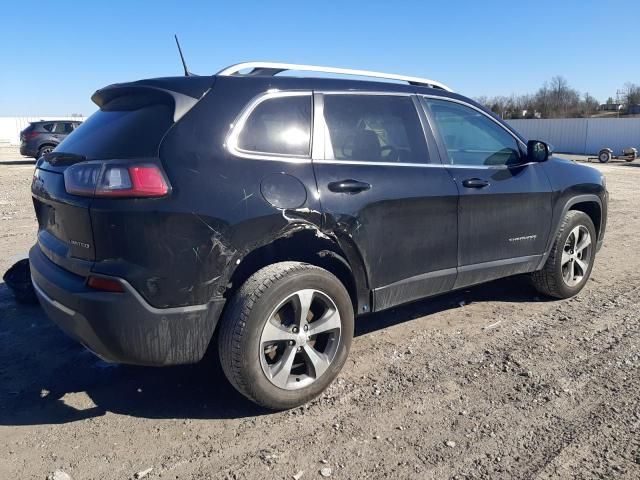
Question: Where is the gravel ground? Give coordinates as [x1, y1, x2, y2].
[0, 151, 639, 479]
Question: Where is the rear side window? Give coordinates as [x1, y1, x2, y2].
[41, 123, 53, 132]
[55, 103, 173, 160]
[237, 94, 312, 156]
[323, 95, 429, 163]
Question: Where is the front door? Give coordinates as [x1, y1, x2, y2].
[422, 97, 553, 288]
[312, 93, 459, 311]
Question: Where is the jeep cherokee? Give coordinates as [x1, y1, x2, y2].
[29, 63, 607, 409]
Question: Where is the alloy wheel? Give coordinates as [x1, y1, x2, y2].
[259, 289, 341, 390]
[561, 225, 592, 287]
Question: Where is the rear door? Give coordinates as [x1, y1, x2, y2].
[50, 122, 70, 143]
[422, 97, 553, 288]
[312, 92, 459, 311]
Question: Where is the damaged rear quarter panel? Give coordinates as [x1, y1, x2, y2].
[90, 77, 324, 308]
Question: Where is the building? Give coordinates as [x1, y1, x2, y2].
[599, 103, 624, 112]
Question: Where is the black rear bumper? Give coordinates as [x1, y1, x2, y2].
[20, 143, 36, 157]
[29, 245, 224, 366]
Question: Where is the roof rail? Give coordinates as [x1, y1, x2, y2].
[216, 62, 453, 92]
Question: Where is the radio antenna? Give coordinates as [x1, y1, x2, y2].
[174, 34, 191, 77]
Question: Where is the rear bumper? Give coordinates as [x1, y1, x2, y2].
[29, 245, 225, 366]
[20, 143, 36, 157]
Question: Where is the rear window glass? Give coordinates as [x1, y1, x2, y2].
[55, 104, 173, 160]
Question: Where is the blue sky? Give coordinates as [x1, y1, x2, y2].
[1, 0, 638, 116]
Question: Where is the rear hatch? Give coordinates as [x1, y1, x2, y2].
[31, 76, 214, 276]
[20, 123, 34, 143]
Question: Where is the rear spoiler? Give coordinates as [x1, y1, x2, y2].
[91, 76, 215, 122]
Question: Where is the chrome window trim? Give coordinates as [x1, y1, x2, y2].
[225, 90, 314, 163]
[420, 94, 528, 152]
[314, 159, 443, 168]
[313, 159, 532, 169]
[317, 90, 414, 96]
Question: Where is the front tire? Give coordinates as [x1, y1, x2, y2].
[531, 211, 596, 299]
[218, 262, 354, 410]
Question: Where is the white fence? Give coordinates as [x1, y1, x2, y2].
[3, 115, 639, 155]
[506, 118, 640, 155]
[0, 116, 87, 145]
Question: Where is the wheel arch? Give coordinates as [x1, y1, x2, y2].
[569, 199, 602, 238]
[537, 194, 602, 270]
[37, 142, 57, 153]
[225, 228, 371, 315]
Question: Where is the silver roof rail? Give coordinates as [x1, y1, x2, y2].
[216, 62, 453, 92]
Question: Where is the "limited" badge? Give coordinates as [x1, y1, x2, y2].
[70, 239, 91, 249]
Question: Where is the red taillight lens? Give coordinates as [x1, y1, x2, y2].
[64, 162, 170, 198]
[87, 275, 125, 293]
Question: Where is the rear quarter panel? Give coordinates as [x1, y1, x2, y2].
[90, 77, 323, 308]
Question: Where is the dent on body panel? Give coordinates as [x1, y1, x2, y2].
[91, 207, 235, 308]
[154, 213, 236, 306]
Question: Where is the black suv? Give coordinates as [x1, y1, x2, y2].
[29, 63, 607, 409]
[20, 120, 82, 159]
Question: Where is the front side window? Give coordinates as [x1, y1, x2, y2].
[323, 95, 429, 163]
[425, 99, 521, 166]
[237, 94, 312, 156]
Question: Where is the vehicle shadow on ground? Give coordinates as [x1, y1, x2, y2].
[0, 275, 549, 426]
[0, 159, 36, 166]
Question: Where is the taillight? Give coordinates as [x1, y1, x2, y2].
[64, 161, 170, 198]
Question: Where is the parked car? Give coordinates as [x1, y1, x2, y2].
[20, 120, 82, 159]
[29, 63, 608, 409]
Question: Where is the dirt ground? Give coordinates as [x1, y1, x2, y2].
[0, 149, 638, 480]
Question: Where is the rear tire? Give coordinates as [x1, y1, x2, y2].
[218, 262, 354, 410]
[531, 211, 596, 299]
[37, 145, 54, 159]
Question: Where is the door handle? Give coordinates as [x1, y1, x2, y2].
[462, 178, 490, 188]
[328, 179, 371, 194]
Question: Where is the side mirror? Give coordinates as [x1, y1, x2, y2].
[527, 140, 552, 162]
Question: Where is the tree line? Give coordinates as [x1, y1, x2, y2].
[475, 76, 640, 119]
